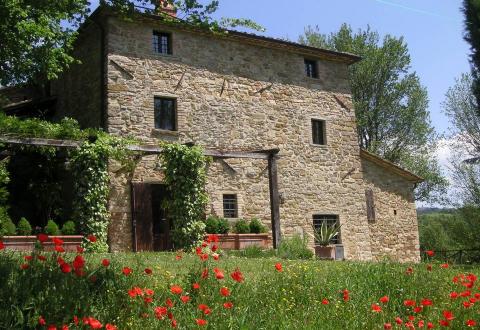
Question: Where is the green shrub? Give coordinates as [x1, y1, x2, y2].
[1, 218, 16, 236]
[45, 220, 60, 236]
[249, 218, 267, 234]
[16, 217, 32, 235]
[228, 245, 276, 258]
[277, 234, 314, 260]
[204, 216, 219, 234]
[217, 217, 230, 234]
[233, 219, 250, 234]
[61, 221, 76, 235]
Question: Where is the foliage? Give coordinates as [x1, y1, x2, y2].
[204, 215, 229, 234]
[299, 24, 447, 203]
[277, 234, 314, 260]
[45, 220, 60, 236]
[160, 143, 209, 249]
[463, 0, 480, 114]
[227, 245, 276, 258]
[308, 221, 341, 246]
[61, 220, 76, 235]
[17, 217, 32, 235]
[0, 158, 11, 236]
[233, 219, 250, 234]
[249, 218, 267, 234]
[0, 218, 16, 236]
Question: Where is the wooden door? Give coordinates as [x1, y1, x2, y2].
[151, 184, 172, 251]
[131, 183, 153, 251]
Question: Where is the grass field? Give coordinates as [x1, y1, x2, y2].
[1, 241, 479, 329]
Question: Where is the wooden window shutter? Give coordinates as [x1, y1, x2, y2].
[131, 183, 154, 251]
[365, 188, 376, 222]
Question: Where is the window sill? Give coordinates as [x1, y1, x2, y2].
[304, 76, 321, 82]
[151, 128, 179, 137]
[310, 143, 328, 149]
[152, 53, 181, 60]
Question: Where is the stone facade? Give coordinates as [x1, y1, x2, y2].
[52, 9, 421, 262]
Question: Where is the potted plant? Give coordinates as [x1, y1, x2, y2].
[308, 222, 341, 260]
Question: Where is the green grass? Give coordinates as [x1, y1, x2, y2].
[1, 249, 480, 329]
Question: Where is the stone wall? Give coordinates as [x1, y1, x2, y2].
[50, 22, 103, 129]
[362, 158, 420, 263]
[105, 16, 375, 260]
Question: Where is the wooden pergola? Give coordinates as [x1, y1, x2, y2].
[0, 136, 282, 248]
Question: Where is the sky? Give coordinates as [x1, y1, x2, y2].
[89, 0, 470, 205]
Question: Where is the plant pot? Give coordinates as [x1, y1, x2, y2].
[204, 233, 271, 250]
[315, 245, 335, 260]
[1, 235, 84, 252]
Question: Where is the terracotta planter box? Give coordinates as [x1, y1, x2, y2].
[2, 236, 84, 252]
[206, 233, 271, 250]
[315, 245, 336, 260]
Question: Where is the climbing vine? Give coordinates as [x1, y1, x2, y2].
[160, 143, 209, 249]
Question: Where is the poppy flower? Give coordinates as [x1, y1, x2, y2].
[192, 283, 200, 290]
[61, 325, 68, 330]
[102, 259, 110, 267]
[404, 300, 416, 307]
[201, 268, 208, 279]
[207, 234, 219, 243]
[171, 319, 177, 328]
[405, 267, 413, 275]
[0, 241, 4, 250]
[54, 246, 65, 253]
[408, 316, 415, 321]
[201, 242, 208, 248]
[37, 255, 47, 261]
[463, 301, 472, 308]
[24, 255, 33, 261]
[384, 323, 392, 330]
[195, 247, 202, 255]
[421, 299, 433, 306]
[413, 306, 423, 313]
[460, 290, 471, 297]
[61, 263, 72, 273]
[439, 320, 450, 326]
[443, 311, 454, 321]
[220, 287, 230, 297]
[76, 246, 84, 254]
[145, 288, 154, 296]
[379, 296, 389, 303]
[122, 267, 132, 275]
[275, 263, 282, 272]
[144, 297, 153, 304]
[440, 263, 449, 268]
[196, 319, 207, 326]
[223, 301, 233, 309]
[200, 253, 208, 261]
[405, 322, 414, 329]
[395, 317, 403, 325]
[427, 322, 434, 329]
[198, 304, 209, 312]
[73, 316, 79, 325]
[86, 317, 102, 329]
[170, 285, 183, 295]
[203, 308, 211, 315]
[211, 244, 218, 252]
[321, 299, 329, 305]
[106, 325, 118, 330]
[20, 263, 29, 270]
[466, 320, 476, 327]
[52, 237, 64, 246]
[213, 253, 219, 261]
[426, 250, 434, 257]
[57, 256, 65, 265]
[38, 233, 49, 243]
[39, 316, 46, 326]
[144, 268, 152, 275]
[450, 292, 458, 299]
[175, 255, 182, 260]
[87, 235, 97, 242]
[371, 304, 382, 312]
[128, 286, 143, 298]
[342, 289, 350, 302]
[166, 298, 174, 308]
[180, 295, 190, 303]
[231, 268, 244, 283]
[418, 320, 424, 328]
[73, 255, 85, 269]
[215, 270, 225, 280]
[154, 306, 168, 319]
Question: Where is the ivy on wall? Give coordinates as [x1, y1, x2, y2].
[160, 143, 209, 249]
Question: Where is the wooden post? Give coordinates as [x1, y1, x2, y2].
[268, 151, 281, 248]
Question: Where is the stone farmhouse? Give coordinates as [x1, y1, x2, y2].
[19, 4, 423, 261]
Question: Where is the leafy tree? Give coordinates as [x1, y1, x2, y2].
[0, 0, 262, 86]
[299, 24, 448, 203]
[463, 0, 480, 114]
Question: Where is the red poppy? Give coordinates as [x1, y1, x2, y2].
[408, 316, 415, 321]
[450, 291, 458, 299]
[201, 268, 208, 279]
[418, 320, 424, 328]
[405, 321, 414, 329]
[371, 303, 382, 312]
[54, 245, 65, 253]
[220, 287, 230, 297]
[73, 316, 79, 326]
[102, 259, 110, 267]
[38, 233, 49, 243]
[145, 288, 154, 296]
[463, 301, 472, 308]
[342, 289, 350, 302]
[24, 255, 33, 261]
[460, 290, 471, 297]
[144, 268, 152, 275]
[175, 255, 182, 260]
[86, 317, 102, 329]
[275, 263, 282, 272]
[171, 319, 177, 328]
[201, 242, 208, 248]
[395, 317, 403, 325]
[73, 255, 85, 269]
[196, 319, 207, 326]
[439, 320, 449, 326]
[211, 244, 218, 252]
[421, 298, 433, 306]
[61, 325, 68, 330]
[379, 296, 389, 303]
[384, 323, 392, 330]
[37, 255, 47, 261]
[61, 263, 72, 273]
[413, 306, 423, 313]
[20, 263, 29, 270]
[427, 322, 434, 329]
[213, 253, 219, 261]
[128, 286, 143, 298]
[39, 316, 46, 326]
[215, 270, 225, 280]
[154, 306, 168, 319]
[195, 247, 202, 255]
[52, 237, 64, 246]
[170, 285, 183, 295]
[443, 311, 454, 321]
[57, 256, 65, 265]
[192, 282, 200, 290]
[144, 297, 153, 304]
[87, 235, 97, 243]
[207, 234, 219, 243]
[76, 246, 84, 254]
[200, 253, 208, 261]
[404, 300, 416, 307]
[231, 268, 244, 283]
[166, 298, 174, 308]
[466, 320, 476, 327]
[122, 267, 132, 275]
[105, 324, 118, 330]
[198, 304, 209, 312]
[223, 301, 233, 309]
[0, 241, 4, 250]
[426, 250, 434, 257]
[321, 298, 329, 305]
[440, 263, 449, 268]
[203, 308, 211, 315]
[180, 295, 190, 303]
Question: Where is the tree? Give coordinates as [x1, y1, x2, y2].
[463, 0, 480, 114]
[299, 24, 448, 203]
[0, 0, 262, 86]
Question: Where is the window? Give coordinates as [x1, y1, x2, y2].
[365, 189, 376, 222]
[313, 214, 340, 244]
[304, 59, 318, 78]
[153, 31, 172, 55]
[311, 119, 326, 145]
[154, 97, 176, 131]
[223, 194, 238, 218]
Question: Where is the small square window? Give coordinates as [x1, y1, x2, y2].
[154, 97, 176, 131]
[304, 59, 318, 78]
[153, 31, 172, 55]
[312, 119, 326, 145]
[313, 215, 341, 245]
[223, 194, 238, 218]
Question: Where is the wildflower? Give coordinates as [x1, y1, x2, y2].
[37, 255, 47, 261]
[106, 325, 118, 330]
[61, 325, 68, 330]
[52, 237, 64, 246]
[426, 250, 434, 257]
[384, 323, 392, 330]
[170, 285, 183, 295]
[73, 255, 85, 269]
[175, 255, 182, 260]
[57, 256, 65, 265]
[145, 288, 154, 296]
[395, 317, 403, 325]
[180, 295, 190, 303]
[413, 306, 423, 313]
[87, 235, 97, 242]
[144, 268, 152, 275]
[102, 259, 110, 267]
[371, 303, 382, 312]
[0, 241, 4, 250]
[201, 268, 208, 279]
[73, 316, 79, 325]
[275, 263, 283, 272]
[192, 282, 200, 290]
[466, 320, 476, 327]
[440, 263, 449, 269]
[321, 299, 329, 305]
[439, 320, 450, 327]
[463, 301, 472, 308]
[128, 287, 143, 298]
[39, 316, 46, 326]
[200, 253, 208, 261]
[342, 289, 350, 302]
[213, 253, 219, 260]
[442, 311, 454, 321]
[171, 319, 177, 328]
[427, 322, 434, 329]
[220, 287, 230, 297]
[196, 319, 207, 326]
[76, 246, 84, 254]
[61, 263, 72, 273]
[198, 304, 209, 312]
[207, 234, 219, 243]
[122, 267, 132, 276]
[404, 300, 416, 307]
[195, 247, 202, 255]
[20, 263, 29, 270]
[24, 255, 33, 261]
[214, 269, 225, 280]
[450, 292, 458, 299]
[418, 320, 424, 328]
[203, 308, 211, 315]
[166, 298, 174, 308]
[144, 297, 153, 304]
[211, 244, 218, 252]
[54, 245, 65, 253]
[379, 296, 389, 303]
[231, 268, 244, 283]
[154, 306, 168, 319]
[460, 290, 471, 297]
[38, 233, 49, 243]
[421, 299, 433, 306]
[86, 317, 102, 329]
[223, 302, 233, 309]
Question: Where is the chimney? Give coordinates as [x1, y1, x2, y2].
[156, 0, 177, 17]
